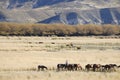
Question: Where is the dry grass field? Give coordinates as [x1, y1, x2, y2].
[0, 36, 120, 80]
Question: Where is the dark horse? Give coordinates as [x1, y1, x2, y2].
[67, 64, 78, 71]
[85, 64, 93, 71]
[57, 64, 82, 71]
[103, 64, 117, 72]
[57, 64, 66, 71]
[38, 65, 48, 71]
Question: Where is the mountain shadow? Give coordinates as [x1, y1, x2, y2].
[7, 0, 75, 9]
[0, 11, 6, 21]
[100, 8, 113, 24]
[33, 0, 75, 8]
[66, 12, 78, 25]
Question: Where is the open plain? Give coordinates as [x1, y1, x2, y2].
[0, 36, 120, 80]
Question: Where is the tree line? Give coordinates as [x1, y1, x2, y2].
[0, 22, 120, 36]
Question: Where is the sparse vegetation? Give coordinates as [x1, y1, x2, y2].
[0, 22, 120, 36]
[0, 36, 120, 80]
[0, 36, 120, 51]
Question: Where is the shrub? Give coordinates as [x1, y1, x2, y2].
[0, 22, 120, 36]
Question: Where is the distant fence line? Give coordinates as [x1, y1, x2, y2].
[0, 22, 120, 36]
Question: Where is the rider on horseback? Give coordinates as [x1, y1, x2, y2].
[65, 60, 68, 66]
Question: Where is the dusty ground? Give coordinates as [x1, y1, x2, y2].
[0, 36, 120, 80]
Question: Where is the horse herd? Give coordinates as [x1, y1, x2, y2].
[38, 63, 120, 72]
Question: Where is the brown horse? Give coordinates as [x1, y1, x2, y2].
[77, 64, 83, 71]
[93, 64, 101, 72]
[38, 65, 48, 71]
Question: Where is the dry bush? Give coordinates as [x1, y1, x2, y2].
[0, 22, 120, 36]
[102, 25, 120, 35]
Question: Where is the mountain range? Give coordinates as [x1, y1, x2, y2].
[0, 0, 120, 25]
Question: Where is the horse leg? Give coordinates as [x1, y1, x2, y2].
[38, 67, 40, 71]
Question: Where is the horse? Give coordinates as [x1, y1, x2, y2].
[118, 65, 120, 68]
[93, 64, 101, 72]
[66, 64, 75, 71]
[38, 65, 48, 71]
[109, 64, 117, 71]
[57, 64, 66, 71]
[66, 64, 83, 71]
[85, 64, 93, 71]
[73, 64, 78, 71]
[102, 64, 111, 72]
[57, 63, 83, 71]
[76, 64, 83, 71]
